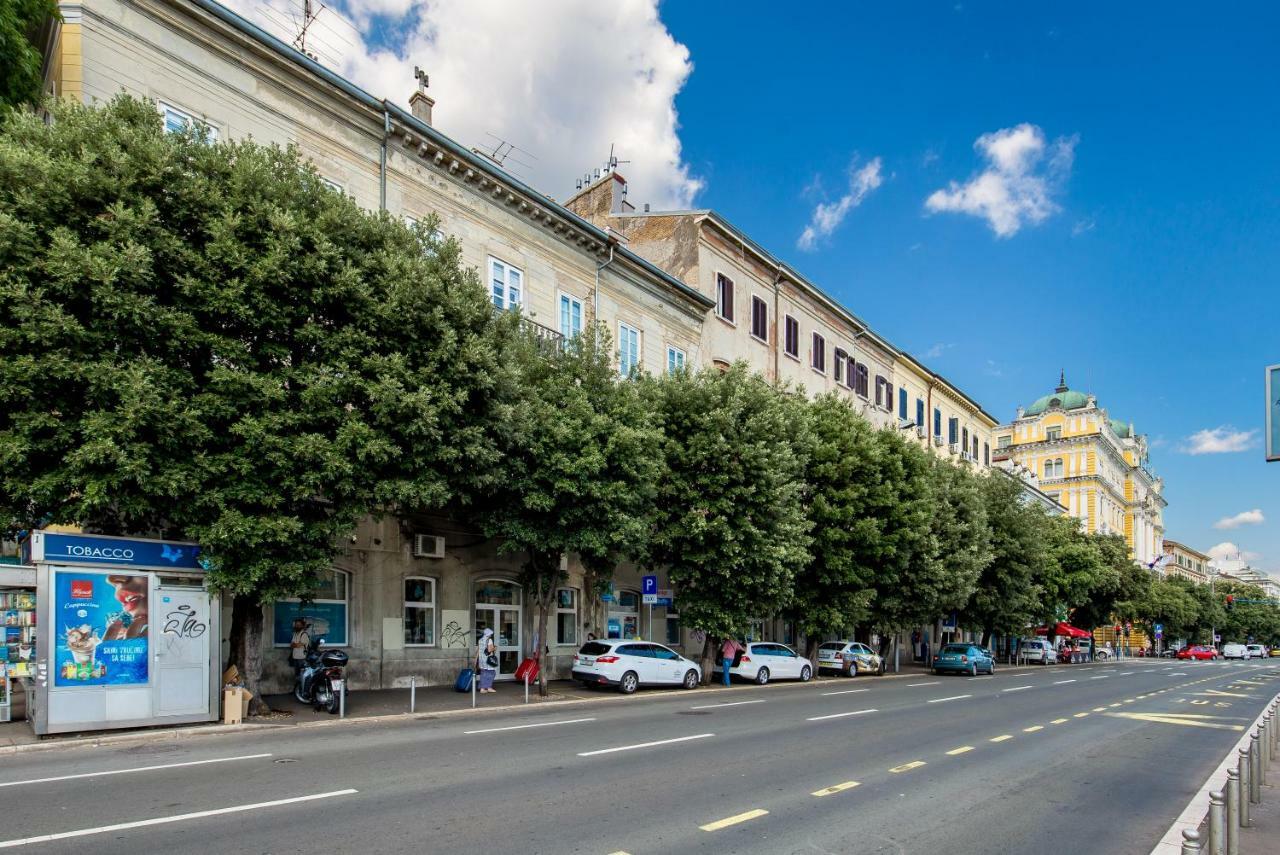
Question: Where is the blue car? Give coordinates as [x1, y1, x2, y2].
[932, 643, 995, 676]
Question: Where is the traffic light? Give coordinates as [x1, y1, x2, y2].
[1226, 595, 1234, 611]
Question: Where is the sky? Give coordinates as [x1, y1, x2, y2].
[230, 1, 1277, 572]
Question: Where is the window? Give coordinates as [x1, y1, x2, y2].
[811, 332, 826, 373]
[854, 363, 869, 398]
[159, 102, 218, 141]
[273, 568, 350, 647]
[934, 407, 942, 437]
[972, 435, 979, 459]
[489, 257, 523, 310]
[784, 315, 799, 358]
[404, 577, 436, 646]
[875, 376, 885, 408]
[320, 177, 344, 193]
[997, 435, 1011, 449]
[1043, 458, 1064, 478]
[948, 417, 959, 445]
[1042, 460, 1053, 479]
[559, 293, 584, 340]
[716, 273, 734, 322]
[916, 399, 925, 427]
[750, 295, 768, 341]
[1046, 426, 1062, 441]
[665, 608, 681, 645]
[666, 346, 686, 374]
[899, 388, 909, 421]
[983, 442, 990, 466]
[618, 323, 641, 377]
[555, 588, 578, 646]
[834, 348, 847, 385]
[962, 427, 969, 451]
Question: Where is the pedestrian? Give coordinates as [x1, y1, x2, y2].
[289, 618, 311, 674]
[476, 628, 498, 693]
[1104, 640, 1113, 661]
[720, 636, 743, 686]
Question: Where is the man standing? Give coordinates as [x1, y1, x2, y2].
[289, 618, 311, 673]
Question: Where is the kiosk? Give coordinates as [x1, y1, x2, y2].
[24, 531, 219, 735]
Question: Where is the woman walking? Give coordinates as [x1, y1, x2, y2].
[477, 628, 498, 693]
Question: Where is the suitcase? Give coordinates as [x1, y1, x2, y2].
[455, 667, 475, 692]
[514, 657, 540, 684]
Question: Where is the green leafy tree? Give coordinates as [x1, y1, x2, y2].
[0, 0, 57, 110]
[0, 97, 504, 708]
[646, 364, 811, 681]
[1132, 575, 1200, 646]
[1069, 533, 1147, 631]
[1038, 516, 1107, 624]
[480, 327, 663, 695]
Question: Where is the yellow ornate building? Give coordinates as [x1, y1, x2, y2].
[993, 374, 1166, 564]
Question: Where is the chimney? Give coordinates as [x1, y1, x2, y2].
[411, 66, 434, 126]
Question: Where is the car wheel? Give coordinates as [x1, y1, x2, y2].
[970, 663, 978, 677]
[756, 667, 770, 686]
[800, 665, 812, 682]
[847, 661, 859, 677]
[619, 671, 639, 694]
[989, 661, 996, 674]
[682, 669, 699, 690]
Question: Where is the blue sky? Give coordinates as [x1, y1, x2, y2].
[651, 2, 1277, 569]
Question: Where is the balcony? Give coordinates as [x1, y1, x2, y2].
[519, 316, 566, 352]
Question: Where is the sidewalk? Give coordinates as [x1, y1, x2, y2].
[1236, 779, 1279, 855]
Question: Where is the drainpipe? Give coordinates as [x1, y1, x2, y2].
[772, 268, 782, 384]
[379, 109, 391, 212]
[594, 242, 616, 343]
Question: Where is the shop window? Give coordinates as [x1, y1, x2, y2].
[665, 609, 681, 646]
[555, 588, 579, 646]
[273, 568, 350, 647]
[608, 589, 640, 639]
[403, 577, 436, 646]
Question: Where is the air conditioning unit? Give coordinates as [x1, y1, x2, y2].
[413, 534, 445, 558]
[948, 443, 959, 455]
[916, 425, 927, 439]
[933, 435, 944, 447]
[961, 451, 973, 462]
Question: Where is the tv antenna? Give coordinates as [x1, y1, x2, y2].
[292, 0, 327, 58]
[576, 143, 631, 190]
[472, 132, 538, 175]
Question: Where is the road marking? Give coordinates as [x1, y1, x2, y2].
[1054, 679, 1076, 685]
[0, 753, 274, 789]
[1120, 672, 1134, 675]
[1074, 713, 1089, 718]
[1002, 686, 1032, 693]
[1123, 699, 1135, 703]
[1051, 718, 1069, 724]
[1090, 676, 1109, 680]
[700, 809, 768, 831]
[1196, 690, 1254, 698]
[578, 733, 714, 757]
[907, 682, 940, 687]
[0, 789, 357, 849]
[946, 746, 975, 755]
[811, 781, 861, 797]
[967, 676, 994, 681]
[806, 708, 878, 722]
[1107, 712, 1245, 732]
[889, 761, 927, 773]
[1092, 707, 1107, 712]
[927, 694, 971, 704]
[1110, 703, 1122, 707]
[1023, 725, 1044, 732]
[989, 734, 1013, 742]
[464, 717, 596, 734]
[689, 700, 766, 710]
[821, 688, 870, 696]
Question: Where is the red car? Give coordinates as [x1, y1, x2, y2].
[1176, 645, 1217, 661]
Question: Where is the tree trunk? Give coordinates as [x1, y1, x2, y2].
[700, 634, 717, 685]
[228, 595, 272, 715]
[536, 589, 551, 698]
[981, 628, 993, 648]
[805, 634, 820, 669]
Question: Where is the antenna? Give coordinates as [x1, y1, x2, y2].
[291, 0, 327, 60]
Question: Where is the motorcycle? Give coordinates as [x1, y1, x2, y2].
[293, 636, 349, 714]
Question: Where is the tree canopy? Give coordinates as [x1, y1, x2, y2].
[0, 0, 57, 111]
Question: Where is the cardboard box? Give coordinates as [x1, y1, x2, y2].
[222, 687, 245, 724]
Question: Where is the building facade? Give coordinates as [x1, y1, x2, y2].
[993, 374, 1166, 564]
[1162, 540, 1210, 584]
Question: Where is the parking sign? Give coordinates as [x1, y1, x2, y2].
[642, 575, 657, 596]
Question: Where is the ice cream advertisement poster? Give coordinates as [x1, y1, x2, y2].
[54, 571, 149, 687]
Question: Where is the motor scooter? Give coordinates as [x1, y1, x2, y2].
[293, 636, 349, 714]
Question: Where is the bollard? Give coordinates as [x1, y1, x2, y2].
[524, 671, 530, 705]
[1250, 733, 1262, 803]
[1207, 790, 1225, 855]
[1262, 717, 1271, 780]
[410, 675, 416, 714]
[1225, 768, 1239, 855]
[1181, 828, 1202, 855]
[472, 668, 477, 709]
[1238, 749, 1252, 826]
[339, 680, 345, 719]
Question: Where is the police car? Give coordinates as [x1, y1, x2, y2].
[816, 641, 885, 677]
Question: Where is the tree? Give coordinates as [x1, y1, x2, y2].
[958, 471, 1052, 645]
[0, 0, 57, 110]
[1069, 533, 1147, 631]
[1038, 516, 1107, 625]
[646, 364, 811, 681]
[0, 96, 504, 709]
[1133, 575, 1200, 646]
[480, 327, 663, 695]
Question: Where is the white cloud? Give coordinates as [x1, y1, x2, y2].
[925, 123, 1076, 237]
[1208, 542, 1261, 563]
[797, 157, 883, 251]
[1214, 509, 1265, 530]
[1071, 217, 1096, 236]
[225, 0, 702, 209]
[1181, 426, 1259, 455]
[922, 342, 952, 359]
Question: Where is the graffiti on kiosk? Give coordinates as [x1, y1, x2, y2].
[162, 605, 207, 639]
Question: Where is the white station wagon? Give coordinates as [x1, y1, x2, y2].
[717, 642, 813, 685]
[572, 640, 702, 694]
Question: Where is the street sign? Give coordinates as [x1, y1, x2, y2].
[655, 588, 673, 606]
[642, 575, 657, 596]
[1155, 629, 1163, 639]
[1267, 364, 1280, 462]
[1214, 634, 1222, 642]
[642, 593, 657, 605]
[1154, 623, 1163, 633]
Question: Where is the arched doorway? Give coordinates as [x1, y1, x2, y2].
[474, 579, 522, 679]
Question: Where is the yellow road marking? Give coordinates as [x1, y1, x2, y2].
[946, 746, 975, 755]
[989, 734, 1014, 742]
[889, 761, 927, 773]
[1051, 718, 1069, 724]
[811, 781, 861, 797]
[1107, 712, 1245, 732]
[1023, 725, 1044, 732]
[1074, 713, 1089, 718]
[700, 809, 769, 831]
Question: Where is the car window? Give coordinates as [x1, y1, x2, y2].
[776, 645, 797, 657]
[819, 643, 845, 653]
[852, 644, 871, 655]
[651, 645, 680, 661]
[941, 644, 969, 654]
[617, 644, 651, 658]
[579, 642, 611, 656]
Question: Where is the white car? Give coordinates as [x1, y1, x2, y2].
[572, 639, 701, 694]
[717, 642, 813, 685]
[1222, 643, 1250, 660]
[1246, 644, 1268, 659]
[816, 641, 885, 677]
[1018, 638, 1058, 665]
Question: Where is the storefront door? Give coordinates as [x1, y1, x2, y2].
[154, 585, 211, 716]
[475, 580, 522, 679]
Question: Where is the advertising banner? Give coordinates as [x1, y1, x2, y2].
[273, 600, 348, 647]
[53, 571, 150, 687]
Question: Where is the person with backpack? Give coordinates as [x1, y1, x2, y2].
[476, 628, 498, 693]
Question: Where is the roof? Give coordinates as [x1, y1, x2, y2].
[186, 0, 712, 312]
[1024, 388, 1090, 416]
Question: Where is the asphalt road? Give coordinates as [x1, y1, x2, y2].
[2, 658, 1278, 854]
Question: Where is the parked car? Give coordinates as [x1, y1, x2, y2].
[1018, 638, 1058, 665]
[717, 642, 813, 685]
[572, 640, 701, 693]
[816, 641, 885, 677]
[1245, 644, 1268, 659]
[1176, 645, 1217, 661]
[1270, 646, 1280, 658]
[932, 643, 995, 676]
[1158, 647, 1180, 658]
[1222, 643, 1250, 660]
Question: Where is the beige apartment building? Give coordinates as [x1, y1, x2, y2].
[1162, 540, 1210, 584]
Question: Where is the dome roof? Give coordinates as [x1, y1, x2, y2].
[1109, 418, 1131, 438]
[1024, 371, 1090, 416]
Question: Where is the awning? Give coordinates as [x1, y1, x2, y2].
[1034, 622, 1091, 639]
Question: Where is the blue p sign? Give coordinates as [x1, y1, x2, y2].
[642, 575, 657, 595]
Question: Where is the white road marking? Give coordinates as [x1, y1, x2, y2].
[0, 754, 273, 789]
[689, 700, 766, 710]
[907, 682, 940, 687]
[577, 733, 714, 757]
[806, 708, 878, 722]
[821, 688, 870, 696]
[463, 717, 596, 734]
[0, 789, 357, 849]
[1119, 671, 1134, 675]
[927, 694, 972, 704]
[1090, 676, 1109, 680]
[1054, 679, 1076, 685]
[1002, 686, 1032, 693]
